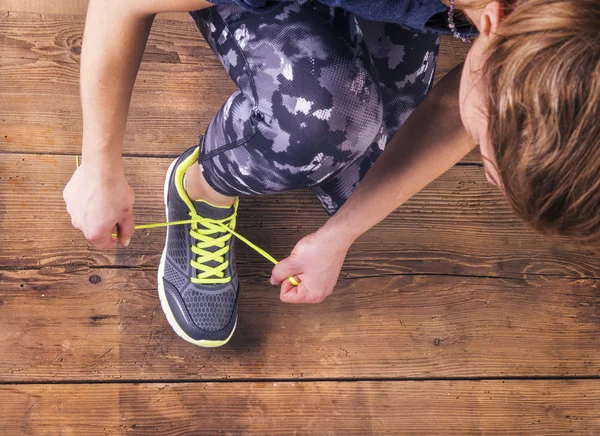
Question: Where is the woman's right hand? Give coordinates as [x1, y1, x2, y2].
[63, 159, 135, 249]
[270, 227, 352, 304]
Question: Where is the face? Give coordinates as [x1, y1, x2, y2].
[458, 2, 504, 187]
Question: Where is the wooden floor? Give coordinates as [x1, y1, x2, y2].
[1, 10, 600, 435]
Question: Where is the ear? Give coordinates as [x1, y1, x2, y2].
[479, 1, 504, 37]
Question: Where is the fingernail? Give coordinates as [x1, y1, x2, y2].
[124, 238, 131, 247]
[269, 277, 275, 285]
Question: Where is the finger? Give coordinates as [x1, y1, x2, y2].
[279, 280, 296, 298]
[95, 239, 118, 250]
[287, 275, 301, 286]
[117, 213, 135, 247]
[280, 283, 311, 304]
[88, 228, 118, 250]
[271, 256, 301, 285]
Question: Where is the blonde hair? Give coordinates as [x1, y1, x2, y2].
[469, 0, 600, 249]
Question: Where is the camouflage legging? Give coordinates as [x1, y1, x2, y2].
[191, 0, 440, 215]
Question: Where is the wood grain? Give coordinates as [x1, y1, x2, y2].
[0, 153, 596, 278]
[2, 9, 598, 433]
[0, 11, 235, 157]
[0, 12, 475, 159]
[0, 0, 191, 21]
[1, 266, 599, 381]
[2, 380, 599, 435]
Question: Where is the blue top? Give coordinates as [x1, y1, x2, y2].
[209, 0, 451, 32]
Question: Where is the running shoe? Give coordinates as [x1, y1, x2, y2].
[158, 145, 239, 347]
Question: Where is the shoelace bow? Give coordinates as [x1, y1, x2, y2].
[75, 156, 299, 286]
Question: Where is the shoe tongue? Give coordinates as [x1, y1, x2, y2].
[193, 200, 234, 220]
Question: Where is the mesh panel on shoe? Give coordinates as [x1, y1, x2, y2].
[182, 288, 237, 331]
[163, 261, 187, 289]
[168, 224, 188, 270]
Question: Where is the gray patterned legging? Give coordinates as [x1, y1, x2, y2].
[191, 0, 440, 215]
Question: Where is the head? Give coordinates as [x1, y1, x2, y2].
[457, 0, 600, 249]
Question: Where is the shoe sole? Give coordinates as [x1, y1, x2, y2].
[157, 158, 237, 348]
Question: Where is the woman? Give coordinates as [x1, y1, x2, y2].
[64, 0, 600, 346]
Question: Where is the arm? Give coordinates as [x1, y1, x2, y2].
[63, 0, 213, 249]
[271, 66, 476, 303]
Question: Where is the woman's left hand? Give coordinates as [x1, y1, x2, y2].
[270, 228, 351, 304]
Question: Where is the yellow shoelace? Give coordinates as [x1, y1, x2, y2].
[75, 156, 299, 286]
[189, 210, 236, 285]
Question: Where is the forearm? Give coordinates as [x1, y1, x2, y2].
[80, 0, 155, 167]
[323, 66, 476, 243]
[80, 0, 213, 167]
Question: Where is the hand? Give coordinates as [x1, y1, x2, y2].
[270, 228, 351, 304]
[63, 158, 135, 249]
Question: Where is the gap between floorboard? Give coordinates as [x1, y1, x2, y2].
[2, 374, 600, 386]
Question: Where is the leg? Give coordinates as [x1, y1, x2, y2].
[313, 21, 440, 214]
[189, 1, 383, 198]
[158, 1, 387, 347]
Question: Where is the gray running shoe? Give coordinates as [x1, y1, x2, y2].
[158, 145, 239, 347]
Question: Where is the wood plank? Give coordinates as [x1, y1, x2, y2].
[1, 266, 599, 381]
[437, 34, 470, 82]
[0, 11, 236, 157]
[1, 0, 191, 21]
[0, 153, 597, 279]
[0, 12, 474, 159]
[2, 380, 599, 434]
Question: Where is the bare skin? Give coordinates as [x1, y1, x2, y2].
[184, 161, 235, 207]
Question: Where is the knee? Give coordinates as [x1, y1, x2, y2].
[327, 63, 384, 156]
[256, 58, 383, 162]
